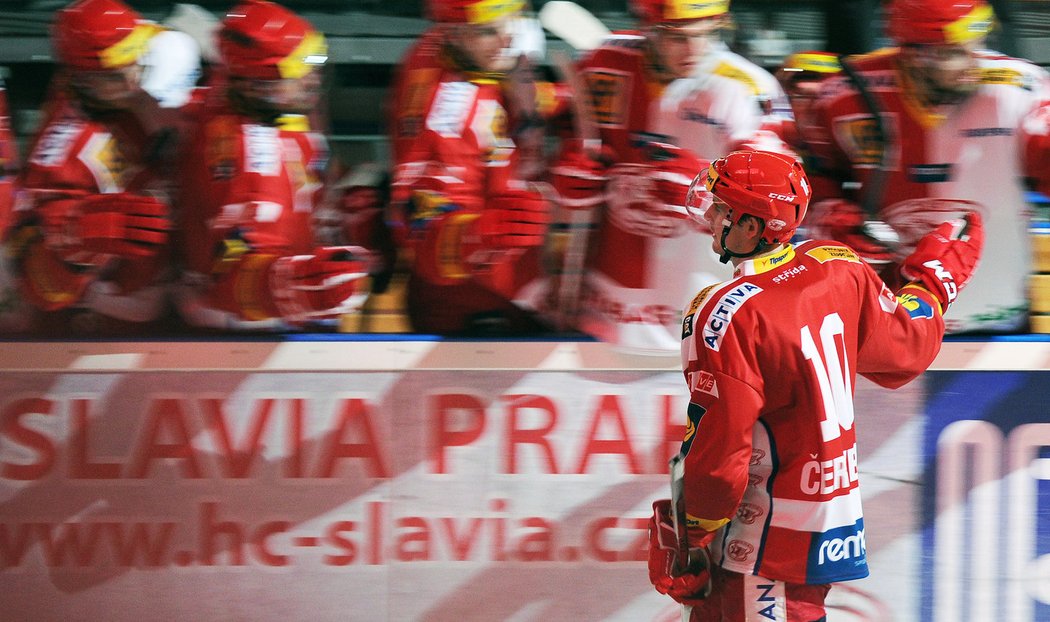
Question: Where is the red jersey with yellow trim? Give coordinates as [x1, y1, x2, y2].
[13, 93, 170, 324]
[21, 94, 160, 199]
[808, 47, 1050, 333]
[679, 240, 944, 584]
[572, 33, 724, 353]
[387, 28, 551, 333]
[176, 97, 327, 329]
[390, 29, 527, 209]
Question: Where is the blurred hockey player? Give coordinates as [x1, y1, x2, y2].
[4, 0, 200, 334]
[0, 79, 16, 235]
[774, 51, 842, 163]
[771, 50, 845, 223]
[174, 0, 371, 331]
[648, 150, 983, 620]
[548, 0, 791, 353]
[805, 0, 1050, 333]
[387, 0, 560, 334]
[646, 0, 793, 156]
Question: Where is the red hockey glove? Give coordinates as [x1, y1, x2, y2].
[648, 499, 712, 606]
[808, 199, 895, 264]
[606, 145, 705, 238]
[899, 211, 984, 312]
[270, 246, 373, 322]
[42, 193, 170, 265]
[471, 188, 551, 248]
[551, 139, 609, 211]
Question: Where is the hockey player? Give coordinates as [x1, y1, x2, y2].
[647, 0, 793, 156]
[0, 78, 16, 235]
[174, 0, 372, 331]
[648, 150, 983, 620]
[549, 0, 790, 353]
[387, 0, 557, 334]
[4, 0, 200, 334]
[773, 51, 842, 164]
[804, 0, 1050, 333]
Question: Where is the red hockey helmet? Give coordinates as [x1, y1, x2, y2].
[427, 0, 525, 24]
[887, 0, 994, 46]
[631, 0, 730, 26]
[220, 0, 328, 80]
[686, 150, 811, 246]
[52, 0, 155, 70]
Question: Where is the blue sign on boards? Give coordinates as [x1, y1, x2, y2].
[921, 371, 1050, 622]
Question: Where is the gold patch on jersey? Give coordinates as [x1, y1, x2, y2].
[584, 69, 631, 127]
[806, 245, 862, 264]
[686, 283, 718, 316]
[835, 117, 883, 166]
[978, 67, 1024, 88]
[712, 61, 761, 96]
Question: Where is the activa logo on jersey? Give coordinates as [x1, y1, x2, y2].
[702, 283, 762, 351]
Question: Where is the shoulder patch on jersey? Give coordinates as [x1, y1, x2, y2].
[683, 284, 718, 339]
[679, 401, 708, 457]
[897, 291, 936, 319]
[426, 80, 478, 138]
[686, 284, 718, 316]
[712, 61, 761, 96]
[805, 245, 862, 264]
[701, 282, 763, 351]
[583, 68, 632, 128]
[978, 67, 1029, 89]
[832, 115, 886, 166]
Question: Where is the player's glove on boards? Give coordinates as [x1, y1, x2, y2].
[899, 211, 984, 312]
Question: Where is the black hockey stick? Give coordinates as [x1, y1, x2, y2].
[837, 55, 900, 250]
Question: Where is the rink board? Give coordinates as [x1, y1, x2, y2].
[0, 339, 1047, 622]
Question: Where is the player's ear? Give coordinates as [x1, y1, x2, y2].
[740, 214, 764, 241]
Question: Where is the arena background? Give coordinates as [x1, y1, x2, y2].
[1, 2, 1049, 621]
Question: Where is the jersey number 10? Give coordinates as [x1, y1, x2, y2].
[800, 313, 855, 443]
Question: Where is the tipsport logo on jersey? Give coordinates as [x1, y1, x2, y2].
[921, 371, 1050, 622]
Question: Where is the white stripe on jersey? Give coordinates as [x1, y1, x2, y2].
[770, 487, 864, 533]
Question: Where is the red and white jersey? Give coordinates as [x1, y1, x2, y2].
[176, 99, 327, 330]
[388, 29, 551, 333]
[657, 40, 794, 158]
[573, 34, 756, 353]
[680, 241, 944, 584]
[809, 47, 1050, 333]
[390, 30, 519, 210]
[15, 95, 171, 323]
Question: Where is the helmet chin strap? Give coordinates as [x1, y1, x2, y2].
[717, 217, 768, 264]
